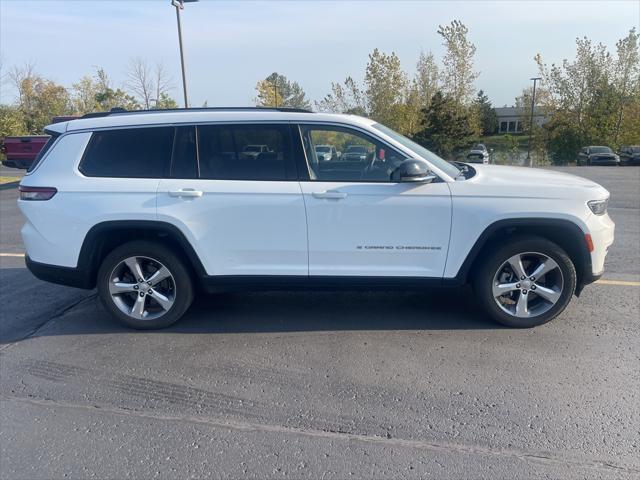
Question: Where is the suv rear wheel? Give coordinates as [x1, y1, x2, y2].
[474, 236, 577, 328]
[97, 241, 194, 329]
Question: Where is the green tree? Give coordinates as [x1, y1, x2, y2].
[315, 76, 366, 115]
[93, 68, 140, 111]
[474, 90, 497, 135]
[437, 20, 479, 107]
[364, 48, 411, 133]
[413, 91, 475, 158]
[71, 75, 99, 114]
[8, 64, 72, 133]
[0, 105, 26, 137]
[254, 72, 311, 109]
[536, 29, 640, 161]
[612, 28, 640, 143]
[414, 50, 439, 111]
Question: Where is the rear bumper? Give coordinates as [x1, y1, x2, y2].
[25, 255, 94, 289]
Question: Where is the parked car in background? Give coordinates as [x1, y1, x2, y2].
[343, 145, 369, 161]
[242, 144, 272, 159]
[1, 115, 80, 170]
[315, 144, 338, 162]
[1, 136, 51, 169]
[617, 145, 640, 166]
[466, 144, 490, 164]
[577, 146, 620, 166]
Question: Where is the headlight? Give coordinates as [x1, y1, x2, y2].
[588, 198, 608, 215]
[614, 155, 620, 161]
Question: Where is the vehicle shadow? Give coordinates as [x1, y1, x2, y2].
[1, 268, 502, 343]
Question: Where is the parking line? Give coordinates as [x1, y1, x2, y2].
[595, 279, 640, 287]
[0, 253, 25, 257]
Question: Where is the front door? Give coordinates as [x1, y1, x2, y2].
[297, 124, 452, 278]
[157, 124, 308, 277]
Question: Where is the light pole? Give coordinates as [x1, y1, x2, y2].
[171, 0, 198, 108]
[526, 77, 541, 167]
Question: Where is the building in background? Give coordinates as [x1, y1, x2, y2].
[494, 107, 549, 134]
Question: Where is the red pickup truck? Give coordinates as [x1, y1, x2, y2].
[1, 116, 79, 169]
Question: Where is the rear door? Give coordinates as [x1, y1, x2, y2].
[157, 123, 308, 277]
[296, 123, 452, 278]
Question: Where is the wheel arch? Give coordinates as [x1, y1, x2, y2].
[453, 218, 592, 292]
[78, 220, 206, 289]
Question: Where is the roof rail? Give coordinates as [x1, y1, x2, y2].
[81, 106, 313, 119]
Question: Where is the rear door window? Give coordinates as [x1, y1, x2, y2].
[197, 124, 294, 181]
[80, 127, 174, 178]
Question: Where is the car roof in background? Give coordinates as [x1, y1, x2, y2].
[44, 108, 376, 134]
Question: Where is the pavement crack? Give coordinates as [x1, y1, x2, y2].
[1, 393, 638, 476]
[0, 293, 96, 352]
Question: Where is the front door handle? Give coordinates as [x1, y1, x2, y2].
[169, 188, 203, 198]
[312, 190, 347, 200]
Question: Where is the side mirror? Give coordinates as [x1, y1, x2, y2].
[391, 159, 436, 183]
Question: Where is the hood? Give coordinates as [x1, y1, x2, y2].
[454, 164, 609, 200]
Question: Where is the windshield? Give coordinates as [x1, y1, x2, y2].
[315, 146, 330, 152]
[372, 123, 461, 179]
[590, 146, 613, 153]
[628, 146, 640, 153]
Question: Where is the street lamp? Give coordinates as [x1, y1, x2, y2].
[526, 77, 542, 167]
[171, 0, 198, 108]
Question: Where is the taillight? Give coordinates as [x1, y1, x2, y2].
[18, 185, 57, 201]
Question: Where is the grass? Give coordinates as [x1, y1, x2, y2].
[0, 176, 20, 185]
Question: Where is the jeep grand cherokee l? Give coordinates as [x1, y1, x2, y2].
[19, 108, 614, 329]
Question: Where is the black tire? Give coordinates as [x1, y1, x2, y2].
[473, 236, 576, 328]
[97, 240, 194, 329]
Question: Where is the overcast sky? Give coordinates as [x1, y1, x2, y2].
[1, 0, 638, 109]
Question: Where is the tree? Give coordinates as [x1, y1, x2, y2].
[437, 20, 479, 107]
[315, 77, 366, 115]
[0, 105, 26, 137]
[71, 76, 99, 114]
[364, 49, 410, 132]
[254, 72, 311, 109]
[94, 68, 140, 111]
[612, 28, 640, 143]
[474, 90, 497, 135]
[8, 64, 72, 133]
[126, 58, 176, 109]
[414, 50, 439, 110]
[413, 91, 475, 158]
[536, 29, 640, 161]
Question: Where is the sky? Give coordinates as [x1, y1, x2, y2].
[1, 0, 638, 109]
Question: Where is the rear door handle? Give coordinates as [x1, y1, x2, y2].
[311, 190, 347, 200]
[169, 188, 203, 198]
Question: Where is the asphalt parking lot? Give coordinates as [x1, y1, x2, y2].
[0, 166, 638, 479]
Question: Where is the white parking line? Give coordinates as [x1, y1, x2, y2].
[0, 253, 25, 257]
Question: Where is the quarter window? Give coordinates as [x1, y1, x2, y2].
[197, 124, 292, 181]
[299, 125, 406, 182]
[80, 127, 174, 178]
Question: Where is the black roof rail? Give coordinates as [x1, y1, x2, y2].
[81, 106, 313, 119]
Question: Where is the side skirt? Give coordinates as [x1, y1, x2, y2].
[201, 275, 456, 294]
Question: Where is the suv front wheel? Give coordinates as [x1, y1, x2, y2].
[474, 236, 577, 328]
[97, 241, 194, 329]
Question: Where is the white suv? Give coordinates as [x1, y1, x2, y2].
[19, 108, 614, 329]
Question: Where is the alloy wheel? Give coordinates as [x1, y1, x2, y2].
[492, 251, 564, 318]
[108, 256, 176, 321]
